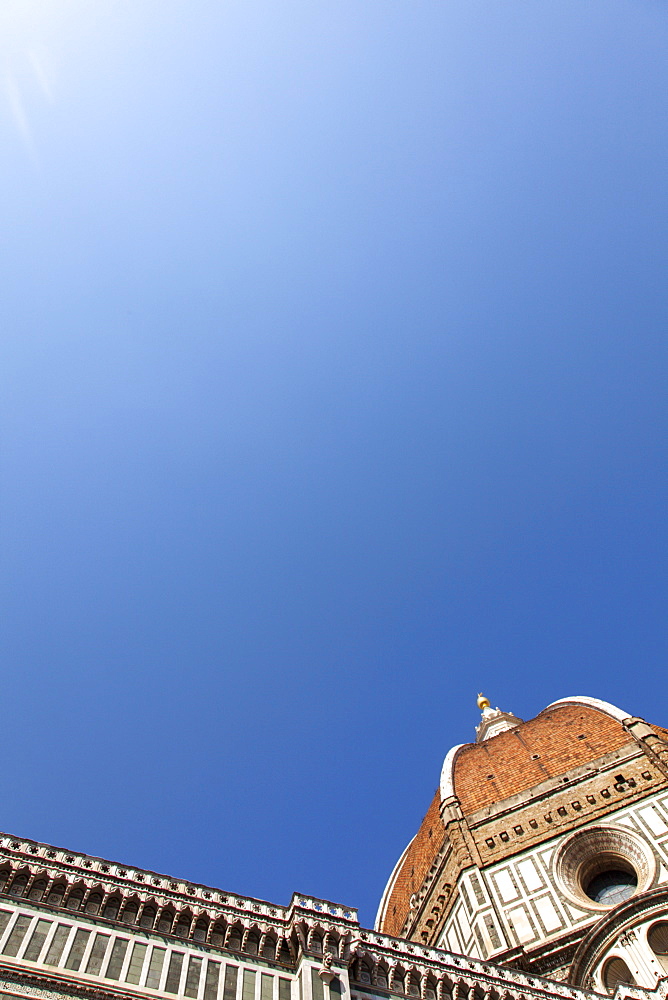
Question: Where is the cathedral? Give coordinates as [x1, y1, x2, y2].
[1, 697, 668, 1000]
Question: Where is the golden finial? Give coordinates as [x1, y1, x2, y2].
[477, 693, 491, 710]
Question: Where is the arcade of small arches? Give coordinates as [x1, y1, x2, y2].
[598, 920, 668, 994]
[349, 958, 559, 1000]
[0, 865, 344, 965]
[351, 956, 441, 995]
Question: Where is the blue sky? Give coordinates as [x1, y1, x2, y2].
[0, 0, 666, 929]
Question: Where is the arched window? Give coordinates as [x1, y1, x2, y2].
[277, 938, 291, 964]
[376, 968, 389, 989]
[210, 923, 225, 947]
[245, 931, 259, 956]
[227, 927, 242, 951]
[326, 936, 338, 958]
[648, 922, 668, 973]
[175, 915, 191, 938]
[0, 870, 10, 892]
[86, 892, 103, 915]
[193, 919, 209, 943]
[393, 975, 405, 995]
[603, 957, 634, 994]
[158, 910, 174, 933]
[408, 975, 421, 997]
[8, 874, 28, 897]
[358, 961, 372, 985]
[262, 935, 277, 960]
[140, 905, 156, 929]
[122, 901, 139, 924]
[103, 897, 121, 920]
[28, 879, 47, 901]
[66, 888, 84, 910]
[310, 933, 323, 955]
[47, 883, 65, 906]
[424, 982, 436, 1000]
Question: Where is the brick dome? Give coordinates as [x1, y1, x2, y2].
[376, 697, 666, 938]
[452, 700, 633, 815]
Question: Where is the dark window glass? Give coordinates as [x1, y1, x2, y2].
[105, 938, 129, 980]
[145, 946, 166, 989]
[242, 969, 256, 1000]
[223, 964, 238, 1000]
[311, 968, 324, 1000]
[261, 974, 273, 1000]
[3, 915, 33, 957]
[122, 902, 138, 924]
[326, 938, 337, 958]
[65, 928, 91, 970]
[24, 919, 52, 962]
[126, 942, 148, 985]
[158, 912, 174, 933]
[165, 952, 185, 994]
[586, 870, 637, 905]
[140, 906, 156, 929]
[277, 939, 291, 965]
[86, 934, 110, 975]
[184, 956, 203, 998]
[278, 979, 291, 1000]
[204, 961, 221, 1000]
[0, 911, 13, 940]
[44, 924, 71, 966]
[228, 929, 242, 951]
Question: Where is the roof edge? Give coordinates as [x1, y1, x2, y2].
[374, 835, 415, 932]
[439, 743, 467, 804]
[545, 695, 631, 723]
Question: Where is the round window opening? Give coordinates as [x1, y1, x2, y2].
[554, 827, 654, 909]
[585, 869, 637, 905]
[579, 852, 638, 907]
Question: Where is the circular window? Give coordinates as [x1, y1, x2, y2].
[585, 869, 637, 905]
[554, 826, 655, 909]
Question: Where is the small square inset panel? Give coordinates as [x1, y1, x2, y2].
[493, 870, 519, 903]
[533, 895, 562, 933]
[517, 859, 544, 893]
[507, 905, 536, 945]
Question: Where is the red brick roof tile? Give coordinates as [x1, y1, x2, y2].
[454, 703, 633, 814]
[378, 791, 444, 937]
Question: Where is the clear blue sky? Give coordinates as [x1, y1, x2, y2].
[0, 0, 666, 929]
